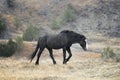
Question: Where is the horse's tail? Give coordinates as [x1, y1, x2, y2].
[30, 40, 39, 62]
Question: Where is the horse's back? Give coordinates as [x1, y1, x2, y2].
[46, 33, 68, 49]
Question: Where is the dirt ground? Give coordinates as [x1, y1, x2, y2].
[0, 37, 120, 80]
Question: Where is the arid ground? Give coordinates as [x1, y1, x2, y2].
[0, 0, 120, 80]
[0, 36, 120, 80]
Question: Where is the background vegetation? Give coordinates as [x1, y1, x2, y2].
[23, 25, 40, 41]
[0, 15, 6, 34]
[0, 37, 24, 57]
[0, 39, 17, 57]
[0, 0, 120, 80]
[101, 47, 120, 62]
[15, 36, 24, 52]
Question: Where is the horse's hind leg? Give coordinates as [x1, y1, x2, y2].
[35, 48, 44, 65]
[47, 48, 56, 64]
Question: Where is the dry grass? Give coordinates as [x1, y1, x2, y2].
[0, 53, 120, 80]
[0, 41, 120, 80]
[0, 37, 120, 80]
[0, 0, 120, 79]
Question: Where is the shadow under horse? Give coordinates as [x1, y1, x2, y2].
[30, 30, 88, 65]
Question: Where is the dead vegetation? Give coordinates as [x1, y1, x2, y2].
[0, 37, 120, 80]
[0, 0, 120, 80]
[0, 52, 120, 80]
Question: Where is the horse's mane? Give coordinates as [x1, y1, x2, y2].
[60, 30, 73, 34]
[60, 30, 86, 39]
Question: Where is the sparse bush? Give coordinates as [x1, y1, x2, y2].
[14, 17, 22, 29]
[61, 4, 77, 24]
[5, 0, 15, 8]
[0, 15, 6, 34]
[7, 39, 17, 56]
[51, 19, 60, 30]
[0, 39, 17, 57]
[115, 54, 120, 62]
[101, 47, 120, 62]
[23, 25, 40, 41]
[0, 44, 6, 56]
[15, 36, 24, 52]
[101, 47, 115, 59]
[50, 4, 77, 30]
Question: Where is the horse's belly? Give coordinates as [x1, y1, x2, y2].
[47, 42, 66, 49]
[47, 39, 68, 49]
[52, 45, 65, 49]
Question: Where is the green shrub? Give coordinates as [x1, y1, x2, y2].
[0, 39, 17, 57]
[101, 47, 116, 59]
[7, 39, 17, 56]
[15, 36, 24, 52]
[50, 4, 77, 30]
[6, 0, 15, 8]
[0, 44, 6, 56]
[14, 17, 22, 29]
[101, 47, 120, 62]
[0, 15, 6, 34]
[51, 19, 60, 30]
[23, 25, 40, 41]
[115, 54, 120, 62]
[61, 4, 77, 24]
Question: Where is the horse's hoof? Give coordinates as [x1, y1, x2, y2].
[53, 62, 57, 64]
[63, 62, 67, 64]
[54, 63, 57, 65]
[35, 62, 39, 65]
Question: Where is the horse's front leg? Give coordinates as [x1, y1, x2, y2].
[63, 47, 67, 64]
[66, 47, 72, 62]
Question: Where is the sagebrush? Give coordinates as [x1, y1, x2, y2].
[101, 47, 115, 59]
[0, 39, 17, 57]
[51, 19, 60, 30]
[0, 15, 6, 34]
[101, 47, 120, 62]
[61, 4, 77, 24]
[5, 0, 15, 8]
[23, 25, 40, 41]
[15, 36, 24, 52]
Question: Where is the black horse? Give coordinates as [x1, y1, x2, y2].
[30, 30, 88, 65]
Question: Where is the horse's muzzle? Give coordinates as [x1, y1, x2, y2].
[84, 48, 87, 51]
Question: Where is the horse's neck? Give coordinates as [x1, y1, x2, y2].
[67, 37, 78, 44]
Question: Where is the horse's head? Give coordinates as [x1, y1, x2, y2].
[60, 30, 88, 51]
[79, 36, 88, 51]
